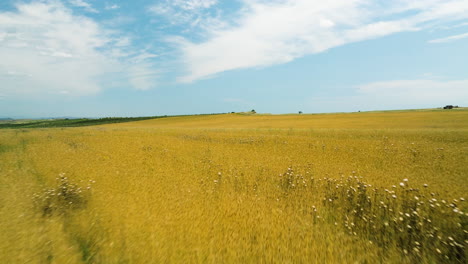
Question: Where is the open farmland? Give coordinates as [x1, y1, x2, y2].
[1, 109, 467, 263]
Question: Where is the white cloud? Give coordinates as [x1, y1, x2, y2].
[128, 64, 159, 91]
[149, 0, 217, 15]
[115, 36, 131, 47]
[0, 1, 159, 98]
[177, 0, 468, 82]
[428, 32, 468, 43]
[148, 0, 219, 27]
[105, 3, 120, 10]
[69, 0, 98, 13]
[169, 0, 217, 11]
[356, 79, 468, 102]
[307, 79, 468, 111]
[453, 22, 468, 28]
[131, 52, 159, 63]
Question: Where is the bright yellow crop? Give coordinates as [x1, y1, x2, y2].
[1, 109, 467, 263]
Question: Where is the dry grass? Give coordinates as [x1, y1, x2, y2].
[0, 109, 467, 263]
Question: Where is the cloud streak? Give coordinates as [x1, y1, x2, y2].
[177, 0, 468, 82]
[69, 0, 98, 13]
[148, 0, 222, 31]
[308, 78, 468, 112]
[356, 79, 468, 102]
[105, 3, 120, 10]
[429, 32, 468, 43]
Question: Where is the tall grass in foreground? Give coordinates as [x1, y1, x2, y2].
[280, 167, 466, 263]
[25, 169, 466, 263]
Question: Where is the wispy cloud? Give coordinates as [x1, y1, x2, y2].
[354, 78, 468, 109]
[308, 78, 468, 112]
[176, 0, 468, 82]
[148, 0, 217, 17]
[69, 0, 98, 13]
[0, 1, 159, 98]
[356, 79, 468, 102]
[105, 3, 120, 10]
[429, 32, 468, 43]
[172, 0, 217, 10]
[148, 0, 220, 28]
[127, 63, 160, 91]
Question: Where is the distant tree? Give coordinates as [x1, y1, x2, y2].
[251, 109, 256, 113]
[298, 111, 303, 114]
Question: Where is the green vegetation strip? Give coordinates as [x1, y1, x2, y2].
[0, 113, 227, 129]
[0, 117, 163, 129]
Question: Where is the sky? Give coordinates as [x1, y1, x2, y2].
[0, 0, 467, 118]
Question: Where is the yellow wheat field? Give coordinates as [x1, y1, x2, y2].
[1, 109, 467, 263]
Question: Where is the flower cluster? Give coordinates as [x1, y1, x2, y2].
[32, 173, 94, 216]
[319, 176, 466, 263]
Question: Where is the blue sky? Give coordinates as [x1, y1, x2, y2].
[0, 0, 467, 118]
